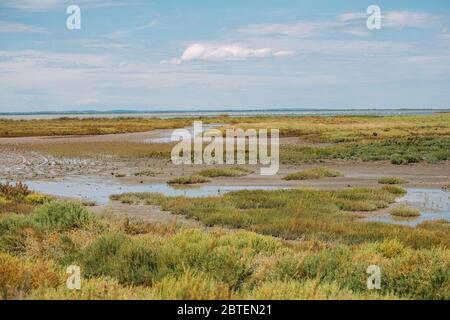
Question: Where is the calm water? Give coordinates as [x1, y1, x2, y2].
[24, 178, 279, 205]
[364, 188, 450, 226]
[11, 178, 450, 226]
[1, 109, 447, 120]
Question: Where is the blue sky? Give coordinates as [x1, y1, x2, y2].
[0, 0, 449, 112]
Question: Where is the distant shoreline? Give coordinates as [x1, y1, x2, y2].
[0, 108, 449, 120]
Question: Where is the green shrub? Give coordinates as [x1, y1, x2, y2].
[80, 233, 158, 285]
[33, 201, 99, 232]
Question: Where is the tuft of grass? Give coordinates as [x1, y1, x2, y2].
[167, 175, 210, 185]
[378, 177, 408, 185]
[381, 186, 407, 196]
[284, 167, 343, 180]
[196, 166, 253, 178]
[390, 205, 421, 217]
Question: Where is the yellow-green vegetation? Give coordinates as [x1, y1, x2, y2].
[167, 175, 211, 185]
[390, 205, 421, 217]
[25, 193, 53, 205]
[223, 113, 450, 143]
[0, 117, 198, 137]
[1, 190, 449, 300]
[284, 167, 343, 180]
[196, 166, 253, 178]
[281, 136, 450, 165]
[380, 186, 407, 196]
[16, 142, 174, 159]
[378, 177, 408, 185]
[110, 188, 450, 248]
[6, 114, 449, 164]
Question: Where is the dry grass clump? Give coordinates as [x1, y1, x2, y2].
[196, 166, 253, 178]
[167, 175, 210, 185]
[284, 167, 343, 180]
[0, 252, 61, 299]
[390, 205, 421, 217]
[378, 177, 408, 185]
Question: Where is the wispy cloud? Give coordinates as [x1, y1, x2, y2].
[163, 44, 293, 64]
[339, 10, 441, 29]
[106, 20, 158, 39]
[0, 21, 48, 34]
[238, 21, 336, 37]
[0, 0, 141, 11]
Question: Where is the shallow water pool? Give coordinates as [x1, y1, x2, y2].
[364, 188, 450, 226]
[24, 177, 279, 205]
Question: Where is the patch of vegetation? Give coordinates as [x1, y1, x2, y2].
[112, 188, 450, 249]
[284, 167, 343, 180]
[18, 142, 174, 159]
[167, 175, 211, 185]
[0, 117, 198, 138]
[281, 136, 450, 165]
[381, 186, 407, 196]
[1, 185, 450, 300]
[378, 177, 408, 185]
[25, 193, 53, 205]
[196, 166, 253, 178]
[390, 205, 421, 217]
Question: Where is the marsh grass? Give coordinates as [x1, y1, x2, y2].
[1, 190, 449, 300]
[378, 177, 408, 185]
[390, 205, 421, 217]
[18, 142, 174, 159]
[381, 186, 407, 196]
[167, 175, 211, 185]
[111, 188, 450, 249]
[284, 167, 343, 180]
[281, 136, 450, 165]
[0, 117, 198, 138]
[196, 166, 254, 178]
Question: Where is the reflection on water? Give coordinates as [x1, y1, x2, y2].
[24, 177, 278, 205]
[364, 188, 450, 226]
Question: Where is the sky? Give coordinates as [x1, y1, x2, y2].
[0, 0, 450, 112]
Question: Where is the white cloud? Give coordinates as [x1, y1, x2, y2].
[163, 44, 293, 64]
[0, 21, 48, 33]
